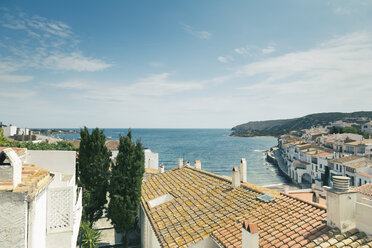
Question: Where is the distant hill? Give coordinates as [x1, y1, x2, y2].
[230, 111, 372, 137]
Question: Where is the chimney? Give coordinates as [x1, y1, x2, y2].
[0, 148, 22, 188]
[326, 176, 357, 233]
[178, 158, 183, 169]
[240, 158, 247, 183]
[312, 192, 319, 203]
[283, 185, 289, 194]
[194, 160, 201, 170]
[242, 221, 259, 248]
[232, 167, 240, 188]
[159, 164, 164, 173]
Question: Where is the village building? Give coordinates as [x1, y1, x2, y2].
[140, 161, 372, 248]
[362, 121, 372, 134]
[317, 133, 363, 152]
[0, 147, 82, 248]
[343, 139, 372, 156]
[330, 120, 357, 128]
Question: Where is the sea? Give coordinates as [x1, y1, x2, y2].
[52, 128, 287, 187]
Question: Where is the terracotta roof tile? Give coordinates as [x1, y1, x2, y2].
[142, 166, 371, 248]
[353, 183, 372, 197]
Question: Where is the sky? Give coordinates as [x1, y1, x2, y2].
[1, 0, 372, 128]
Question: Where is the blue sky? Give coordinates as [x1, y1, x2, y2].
[1, 0, 372, 128]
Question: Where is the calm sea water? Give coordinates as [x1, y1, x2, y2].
[53, 129, 286, 186]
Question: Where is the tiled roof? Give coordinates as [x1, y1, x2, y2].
[312, 152, 333, 158]
[329, 155, 364, 164]
[354, 183, 372, 197]
[141, 166, 279, 248]
[0, 163, 51, 198]
[357, 172, 372, 178]
[344, 161, 371, 169]
[345, 139, 372, 146]
[0, 147, 27, 158]
[65, 140, 120, 150]
[142, 166, 372, 248]
[212, 194, 372, 248]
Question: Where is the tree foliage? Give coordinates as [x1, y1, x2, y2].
[0, 130, 76, 150]
[78, 127, 111, 225]
[107, 129, 144, 248]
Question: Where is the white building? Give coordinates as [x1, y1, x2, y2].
[0, 147, 82, 248]
[361, 121, 372, 134]
[343, 139, 372, 156]
[144, 148, 159, 170]
[2, 125, 17, 137]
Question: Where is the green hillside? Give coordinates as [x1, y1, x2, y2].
[231, 111, 372, 137]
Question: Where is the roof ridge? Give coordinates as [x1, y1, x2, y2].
[280, 192, 327, 211]
[183, 166, 281, 196]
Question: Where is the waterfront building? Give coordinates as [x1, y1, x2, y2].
[343, 139, 372, 156]
[140, 162, 372, 247]
[0, 147, 82, 248]
[317, 133, 363, 152]
[2, 124, 17, 137]
[362, 121, 372, 134]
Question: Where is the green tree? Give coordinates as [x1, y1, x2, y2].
[78, 127, 111, 225]
[107, 129, 145, 248]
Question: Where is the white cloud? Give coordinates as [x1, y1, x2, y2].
[0, 9, 112, 74]
[261, 45, 276, 54]
[217, 56, 233, 63]
[229, 32, 372, 116]
[0, 74, 33, 84]
[181, 23, 211, 40]
[52, 73, 205, 102]
[42, 52, 112, 72]
[234, 47, 248, 54]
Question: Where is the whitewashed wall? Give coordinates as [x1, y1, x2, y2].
[29, 188, 47, 248]
[0, 192, 28, 248]
[26, 151, 76, 184]
[140, 205, 160, 248]
[144, 149, 158, 170]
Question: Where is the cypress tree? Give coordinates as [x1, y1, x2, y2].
[78, 127, 111, 225]
[107, 129, 145, 248]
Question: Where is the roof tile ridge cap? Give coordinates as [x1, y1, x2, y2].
[241, 182, 280, 197]
[280, 192, 327, 211]
[184, 166, 232, 183]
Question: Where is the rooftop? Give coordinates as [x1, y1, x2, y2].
[345, 139, 372, 146]
[141, 166, 278, 247]
[141, 166, 371, 248]
[354, 183, 372, 197]
[0, 163, 51, 198]
[312, 152, 333, 158]
[344, 161, 372, 169]
[329, 155, 364, 164]
[0, 147, 27, 158]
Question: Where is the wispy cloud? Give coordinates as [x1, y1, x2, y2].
[217, 56, 233, 63]
[229, 32, 372, 115]
[234, 47, 248, 55]
[261, 44, 276, 54]
[181, 23, 211, 40]
[52, 72, 204, 101]
[0, 8, 112, 82]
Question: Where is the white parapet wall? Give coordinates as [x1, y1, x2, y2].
[356, 198, 372, 235]
[26, 150, 76, 182]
